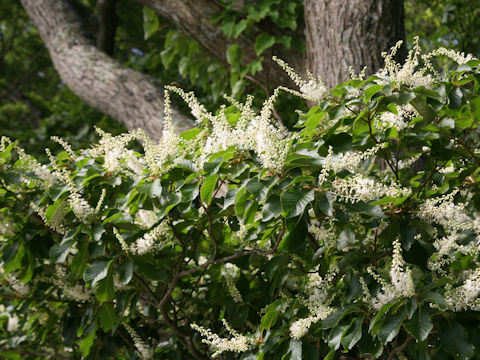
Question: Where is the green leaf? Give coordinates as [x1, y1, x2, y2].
[50, 239, 74, 263]
[221, 19, 235, 37]
[45, 197, 66, 223]
[235, 187, 249, 220]
[404, 307, 432, 342]
[316, 192, 334, 216]
[200, 175, 219, 204]
[378, 310, 405, 344]
[358, 333, 383, 358]
[439, 320, 474, 359]
[143, 7, 159, 39]
[233, 19, 248, 38]
[84, 260, 111, 287]
[341, 316, 364, 350]
[223, 188, 240, 210]
[203, 157, 223, 175]
[71, 241, 89, 278]
[3, 243, 24, 274]
[99, 303, 117, 332]
[262, 194, 282, 221]
[137, 179, 162, 198]
[328, 322, 351, 350]
[255, 33, 275, 56]
[345, 202, 386, 218]
[227, 44, 243, 68]
[180, 127, 201, 140]
[118, 259, 133, 285]
[246, 178, 274, 201]
[369, 302, 397, 333]
[287, 339, 302, 360]
[449, 86, 463, 108]
[422, 291, 446, 310]
[410, 96, 435, 122]
[337, 227, 356, 250]
[304, 112, 325, 136]
[364, 84, 385, 101]
[79, 324, 96, 356]
[324, 349, 335, 360]
[260, 300, 282, 333]
[93, 269, 115, 303]
[471, 95, 480, 121]
[281, 189, 314, 218]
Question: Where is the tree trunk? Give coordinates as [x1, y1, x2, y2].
[304, 0, 407, 87]
[20, 0, 194, 141]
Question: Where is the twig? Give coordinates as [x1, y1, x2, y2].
[386, 335, 413, 360]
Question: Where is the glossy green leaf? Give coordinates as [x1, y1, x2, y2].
[281, 189, 314, 218]
[404, 307, 432, 342]
[200, 175, 218, 204]
[255, 33, 275, 56]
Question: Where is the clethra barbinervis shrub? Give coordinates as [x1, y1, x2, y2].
[1, 38, 480, 359]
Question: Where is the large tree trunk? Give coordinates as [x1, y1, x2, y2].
[20, 0, 194, 141]
[304, 0, 407, 87]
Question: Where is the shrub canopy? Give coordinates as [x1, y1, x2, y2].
[1, 42, 480, 359]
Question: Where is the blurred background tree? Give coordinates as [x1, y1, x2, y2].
[0, 0, 479, 153]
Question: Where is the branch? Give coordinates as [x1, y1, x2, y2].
[20, 0, 195, 141]
[386, 335, 413, 360]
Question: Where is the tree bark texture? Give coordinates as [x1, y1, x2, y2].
[136, 0, 304, 88]
[304, 0, 407, 87]
[20, 0, 194, 141]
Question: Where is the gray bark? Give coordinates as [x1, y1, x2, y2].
[304, 0, 407, 87]
[20, 0, 194, 141]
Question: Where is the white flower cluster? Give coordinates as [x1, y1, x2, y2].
[4, 273, 30, 296]
[426, 47, 475, 65]
[31, 202, 67, 234]
[332, 175, 411, 203]
[114, 220, 172, 255]
[222, 263, 243, 302]
[378, 38, 434, 89]
[89, 128, 144, 175]
[444, 269, 480, 312]
[1, 137, 55, 185]
[378, 37, 476, 90]
[51, 136, 75, 158]
[367, 239, 415, 310]
[168, 86, 293, 173]
[90, 92, 181, 176]
[273, 56, 327, 102]
[0, 217, 14, 239]
[390, 240, 415, 298]
[191, 319, 252, 358]
[376, 108, 410, 131]
[318, 144, 386, 184]
[309, 219, 337, 247]
[397, 153, 423, 170]
[289, 272, 335, 339]
[7, 315, 19, 332]
[124, 323, 153, 359]
[67, 187, 95, 224]
[134, 209, 158, 229]
[418, 191, 476, 233]
[60, 283, 92, 303]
